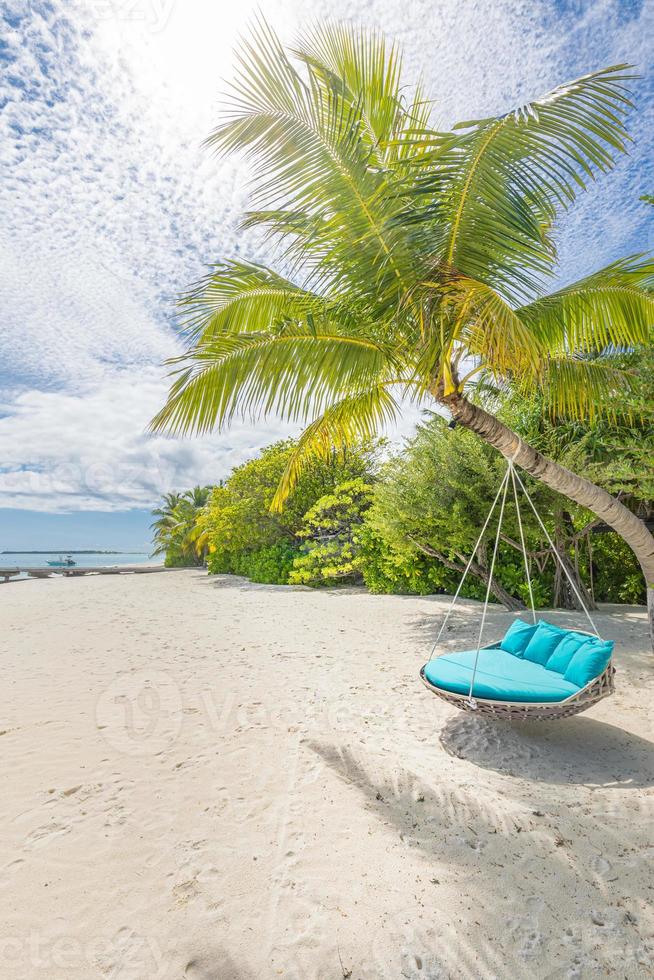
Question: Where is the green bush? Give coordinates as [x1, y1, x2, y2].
[289, 478, 372, 586]
[586, 532, 645, 604]
[158, 423, 650, 606]
[164, 551, 197, 568]
[207, 541, 300, 584]
[358, 525, 456, 595]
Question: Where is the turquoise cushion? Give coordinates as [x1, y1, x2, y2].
[523, 621, 566, 665]
[546, 632, 591, 673]
[423, 648, 581, 704]
[563, 639, 614, 687]
[499, 618, 539, 657]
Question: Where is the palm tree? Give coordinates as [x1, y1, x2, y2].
[150, 492, 184, 557]
[151, 21, 654, 638]
[151, 487, 212, 565]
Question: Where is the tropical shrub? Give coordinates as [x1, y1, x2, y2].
[357, 524, 458, 595]
[208, 541, 300, 584]
[152, 428, 649, 606]
[289, 478, 373, 585]
[201, 439, 381, 582]
[584, 533, 645, 604]
[364, 417, 600, 609]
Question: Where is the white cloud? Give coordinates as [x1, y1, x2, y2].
[1, 0, 652, 515]
[0, 367, 422, 512]
[0, 367, 303, 511]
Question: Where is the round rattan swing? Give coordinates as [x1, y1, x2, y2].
[420, 458, 615, 721]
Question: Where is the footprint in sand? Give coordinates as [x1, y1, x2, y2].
[23, 820, 71, 850]
[590, 853, 611, 876]
[184, 958, 226, 979]
[506, 899, 545, 960]
[0, 857, 25, 887]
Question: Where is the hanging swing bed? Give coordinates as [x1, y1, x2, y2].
[420, 459, 615, 722]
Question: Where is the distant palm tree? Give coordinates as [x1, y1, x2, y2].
[151, 487, 211, 565]
[152, 21, 654, 635]
[150, 492, 184, 556]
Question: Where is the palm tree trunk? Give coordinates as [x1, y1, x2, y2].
[444, 393, 654, 646]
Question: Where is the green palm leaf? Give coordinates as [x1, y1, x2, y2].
[208, 17, 425, 311]
[293, 23, 430, 160]
[180, 261, 328, 341]
[535, 356, 640, 421]
[410, 65, 635, 302]
[151, 327, 400, 435]
[517, 256, 654, 352]
[271, 383, 402, 510]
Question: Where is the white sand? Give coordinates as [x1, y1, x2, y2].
[1, 570, 653, 979]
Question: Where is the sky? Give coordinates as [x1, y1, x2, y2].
[1, 0, 653, 549]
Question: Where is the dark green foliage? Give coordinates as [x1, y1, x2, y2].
[366, 417, 560, 606]
[586, 533, 645, 604]
[207, 541, 300, 584]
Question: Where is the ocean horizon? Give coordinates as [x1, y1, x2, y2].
[0, 551, 161, 570]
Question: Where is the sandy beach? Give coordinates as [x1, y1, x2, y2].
[1, 570, 653, 979]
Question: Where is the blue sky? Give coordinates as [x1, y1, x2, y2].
[0, 508, 153, 552]
[1, 0, 653, 550]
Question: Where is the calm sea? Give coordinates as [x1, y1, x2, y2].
[0, 552, 161, 570]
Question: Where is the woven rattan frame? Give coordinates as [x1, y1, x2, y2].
[420, 630, 615, 720]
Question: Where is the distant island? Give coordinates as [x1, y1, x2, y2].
[1, 550, 148, 555]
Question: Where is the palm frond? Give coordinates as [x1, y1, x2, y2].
[271, 383, 400, 510]
[292, 23, 427, 160]
[409, 65, 635, 302]
[530, 356, 639, 421]
[179, 260, 328, 341]
[518, 256, 654, 352]
[208, 16, 424, 310]
[150, 326, 400, 436]
[418, 274, 544, 385]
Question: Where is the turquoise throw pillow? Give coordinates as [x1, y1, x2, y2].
[500, 618, 539, 657]
[564, 640, 614, 687]
[546, 632, 589, 674]
[523, 621, 566, 665]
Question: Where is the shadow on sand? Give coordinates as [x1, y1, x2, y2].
[182, 951, 257, 980]
[438, 713, 654, 788]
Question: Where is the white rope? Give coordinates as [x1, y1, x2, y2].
[512, 468, 601, 638]
[428, 468, 511, 661]
[510, 463, 536, 624]
[466, 469, 511, 705]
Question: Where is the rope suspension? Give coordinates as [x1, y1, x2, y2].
[511, 467, 599, 637]
[510, 464, 536, 625]
[429, 456, 602, 711]
[427, 467, 512, 661]
[467, 465, 510, 706]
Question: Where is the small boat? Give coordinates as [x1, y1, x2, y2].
[46, 555, 77, 567]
